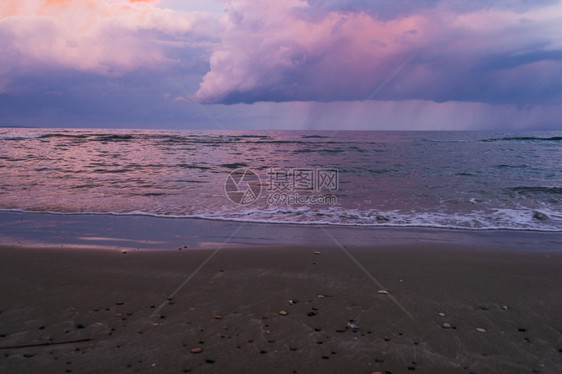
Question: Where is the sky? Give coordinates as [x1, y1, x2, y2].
[0, 0, 561, 130]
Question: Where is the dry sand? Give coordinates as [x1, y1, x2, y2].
[0, 243, 561, 373]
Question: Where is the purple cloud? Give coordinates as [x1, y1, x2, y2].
[195, 0, 562, 106]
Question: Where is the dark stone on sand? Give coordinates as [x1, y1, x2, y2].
[75, 324, 85, 329]
[307, 312, 316, 317]
[39, 326, 45, 330]
[321, 355, 330, 360]
[206, 359, 215, 364]
[260, 350, 267, 354]
[23, 353, 35, 358]
[518, 328, 527, 332]
[115, 302, 124, 306]
[407, 366, 416, 371]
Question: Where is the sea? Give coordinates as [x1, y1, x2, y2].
[0, 128, 561, 232]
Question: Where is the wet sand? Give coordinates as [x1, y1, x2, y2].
[0, 243, 561, 373]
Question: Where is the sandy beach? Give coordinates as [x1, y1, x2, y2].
[1, 237, 561, 373]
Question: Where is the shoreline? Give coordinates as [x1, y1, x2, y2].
[1, 210, 561, 252]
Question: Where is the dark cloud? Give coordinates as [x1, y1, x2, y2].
[306, 0, 559, 19]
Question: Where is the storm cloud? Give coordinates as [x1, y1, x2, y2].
[195, 0, 562, 106]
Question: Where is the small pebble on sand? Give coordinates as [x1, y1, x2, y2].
[190, 348, 203, 354]
[314, 251, 321, 255]
[279, 311, 288, 316]
[476, 328, 486, 333]
[214, 315, 223, 320]
[377, 290, 389, 295]
[442, 323, 452, 329]
[438, 312, 446, 317]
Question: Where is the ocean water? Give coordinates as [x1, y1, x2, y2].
[0, 128, 560, 232]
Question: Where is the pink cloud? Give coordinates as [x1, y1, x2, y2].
[0, 0, 216, 77]
[195, 0, 562, 105]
